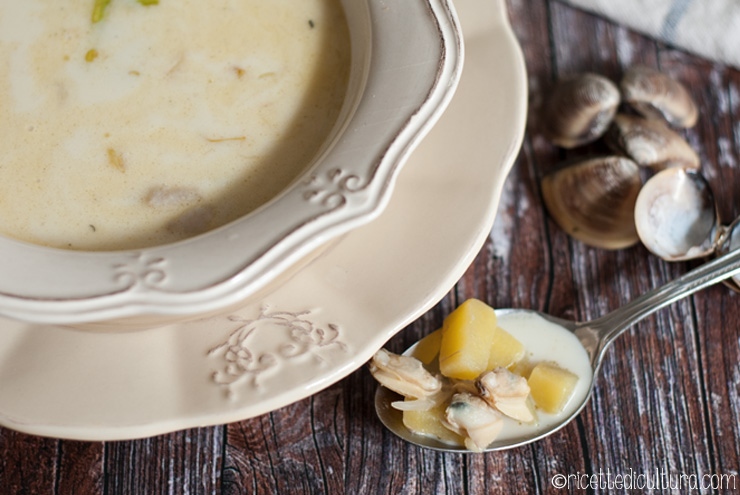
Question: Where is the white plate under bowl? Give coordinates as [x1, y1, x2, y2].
[0, 0, 526, 440]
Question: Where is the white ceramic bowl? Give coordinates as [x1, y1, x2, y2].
[0, 0, 463, 325]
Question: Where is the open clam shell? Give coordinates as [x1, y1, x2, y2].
[620, 66, 698, 128]
[541, 73, 620, 148]
[605, 114, 700, 170]
[541, 156, 642, 249]
[634, 167, 719, 261]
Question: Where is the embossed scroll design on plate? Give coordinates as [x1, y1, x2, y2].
[103, 169, 367, 295]
[208, 306, 349, 399]
[302, 168, 366, 209]
[113, 253, 168, 290]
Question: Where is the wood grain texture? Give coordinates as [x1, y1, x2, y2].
[1, 1, 739, 493]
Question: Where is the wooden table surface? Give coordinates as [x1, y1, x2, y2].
[2, 1, 739, 493]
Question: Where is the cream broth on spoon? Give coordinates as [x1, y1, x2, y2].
[0, 0, 350, 250]
[488, 311, 592, 444]
[374, 247, 740, 452]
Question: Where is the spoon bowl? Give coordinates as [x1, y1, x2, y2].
[375, 246, 740, 452]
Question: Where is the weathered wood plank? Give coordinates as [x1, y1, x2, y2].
[0, 430, 57, 495]
[103, 427, 223, 494]
[56, 441, 104, 495]
[223, 384, 348, 495]
[0, 2, 739, 494]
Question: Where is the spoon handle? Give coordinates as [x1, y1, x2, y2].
[585, 247, 740, 364]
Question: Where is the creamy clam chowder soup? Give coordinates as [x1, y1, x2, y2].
[0, 0, 350, 250]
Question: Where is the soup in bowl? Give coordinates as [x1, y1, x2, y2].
[1, 0, 350, 250]
[0, 0, 463, 325]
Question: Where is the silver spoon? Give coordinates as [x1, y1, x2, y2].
[375, 246, 740, 453]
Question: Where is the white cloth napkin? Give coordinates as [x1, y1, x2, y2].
[560, 0, 740, 68]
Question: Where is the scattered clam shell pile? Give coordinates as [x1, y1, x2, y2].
[539, 66, 739, 288]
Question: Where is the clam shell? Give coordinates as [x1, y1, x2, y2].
[621, 66, 698, 128]
[541, 73, 620, 148]
[541, 156, 642, 249]
[605, 114, 700, 170]
[634, 167, 718, 261]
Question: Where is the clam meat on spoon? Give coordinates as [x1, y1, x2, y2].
[373, 247, 740, 453]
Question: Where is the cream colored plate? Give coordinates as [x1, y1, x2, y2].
[0, 0, 526, 440]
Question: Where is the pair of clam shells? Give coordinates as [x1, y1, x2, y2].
[540, 67, 733, 278]
[541, 66, 698, 149]
[541, 158, 718, 258]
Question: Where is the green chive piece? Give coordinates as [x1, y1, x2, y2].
[91, 0, 112, 23]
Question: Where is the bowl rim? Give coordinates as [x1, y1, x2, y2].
[0, 0, 464, 324]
